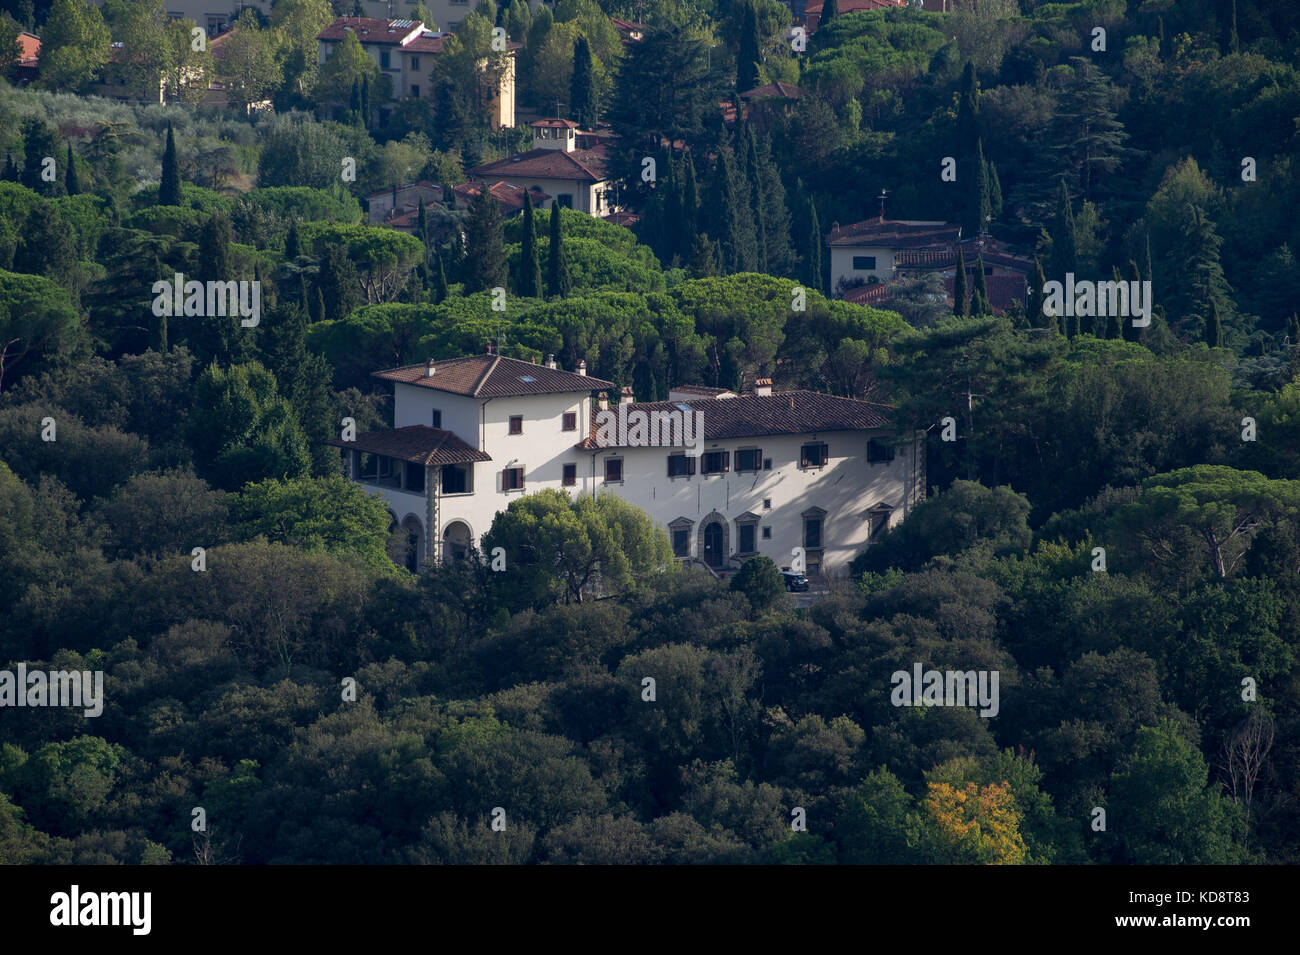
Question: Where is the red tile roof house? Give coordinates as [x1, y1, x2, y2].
[451, 180, 552, 219]
[802, 0, 909, 34]
[828, 216, 1031, 314]
[330, 347, 926, 577]
[317, 17, 519, 126]
[468, 118, 618, 217]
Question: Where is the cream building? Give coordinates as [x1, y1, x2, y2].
[332, 350, 926, 578]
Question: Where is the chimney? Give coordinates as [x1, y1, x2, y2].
[485, 341, 494, 354]
[545, 354, 557, 369]
[597, 391, 609, 411]
[425, 359, 436, 377]
[754, 377, 772, 397]
[620, 385, 635, 403]
[577, 359, 587, 376]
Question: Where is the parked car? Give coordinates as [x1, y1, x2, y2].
[782, 570, 810, 592]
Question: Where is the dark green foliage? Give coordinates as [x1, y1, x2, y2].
[464, 184, 506, 294]
[516, 191, 542, 298]
[159, 122, 181, 207]
[546, 205, 570, 298]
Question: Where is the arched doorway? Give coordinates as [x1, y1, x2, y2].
[442, 520, 472, 565]
[400, 515, 424, 572]
[702, 520, 725, 568]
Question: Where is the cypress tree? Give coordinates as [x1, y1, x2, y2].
[2, 154, 15, 181]
[464, 185, 507, 293]
[965, 137, 991, 237]
[1029, 257, 1047, 328]
[1107, 267, 1125, 338]
[316, 242, 363, 319]
[350, 79, 362, 123]
[757, 136, 793, 275]
[286, 219, 300, 259]
[806, 196, 823, 292]
[361, 75, 371, 130]
[64, 143, 79, 196]
[444, 183, 457, 210]
[546, 205, 571, 298]
[197, 212, 232, 281]
[953, 249, 968, 316]
[570, 35, 597, 125]
[746, 137, 767, 270]
[432, 249, 449, 303]
[987, 159, 1002, 219]
[971, 251, 988, 314]
[1049, 180, 1077, 282]
[1204, 298, 1223, 347]
[517, 191, 542, 297]
[160, 121, 182, 207]
[737, 1, 761, 93]
[681, 151, 699, 240]
[417, 197, 428, 245]
[822, 0, 838, 24]
[1122, 259, 1142, 341]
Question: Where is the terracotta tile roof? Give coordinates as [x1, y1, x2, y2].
[328, 425, 491, 466]
[578, 391, 893, 448]
[828, 218, 961, 249]
[318, 17, 426, 44]
[470, 144, 610, 183]
[17, 32, 39, 66]
[945, 274, 1028, 313]
[375, 353, 615, 398]
[532, 118, 580, 129]
[740, 82, 803, 101]
[602, 210, 640, 228]
[671, 384, 736, 397]
[402, 33, 450, 53]
[453, 180, 551, 216]
[842, 284, 893, 305]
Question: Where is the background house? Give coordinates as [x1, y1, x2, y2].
[468, 119, 616, 216]
[317, 16, 517, 124]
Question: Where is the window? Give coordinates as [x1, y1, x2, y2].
[557, 194, 574, 208]
[762, 526, 772, 540]
[852, 255, 877, 270]
[867, 438, 896, 464]
[410, 84, 420, 98]
[431, 409, 442, 428]
[503, 467, 525, 491]
[359, 452, 378, 480]
[737, 522, 756, 554]
[604, 457, 623, 482]
[763, 457, 772, 470]
[562, 463, 577, 486]
[562, 412, 577, 432]
[870, 508, 893, 540]
[509, 415, 523, 435]
[735, 448, 763, 472]
[804, 515, 823, 550]
[762, 498, 771, 510]
[380, 51, 390, 69]
[442, 464, 471, 494]
[800, 442, 829, 468]
[410, 56, 420, 70]
[701, 450, 729, 475]
[669, 518, 694, 559]
[672, 528, 690, 558]
[667, 453, 696, 477]
[405, 462, 425, 493]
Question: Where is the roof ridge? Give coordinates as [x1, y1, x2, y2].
[472, 355, 501, 396]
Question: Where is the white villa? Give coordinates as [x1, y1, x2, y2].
[332, 349, 926, 578]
